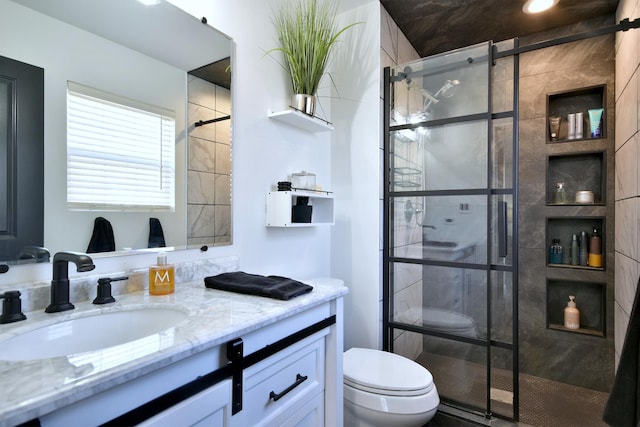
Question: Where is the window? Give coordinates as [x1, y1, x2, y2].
[67, 82, 175, 211]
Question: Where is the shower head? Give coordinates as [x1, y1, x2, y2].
[436, 79, 461, 99]
[421, 79, 462, 113]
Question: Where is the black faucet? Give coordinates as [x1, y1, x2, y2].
[45, 252, 95, 313]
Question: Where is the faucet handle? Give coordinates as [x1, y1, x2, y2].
[93, 276, 128, 305]
[0, 290, 27, 324]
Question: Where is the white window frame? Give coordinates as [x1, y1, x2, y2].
[66, 81, 175, 211]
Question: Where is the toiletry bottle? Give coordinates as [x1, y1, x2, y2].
[149, 252, 175, 295]
[554, 182, 567, 204]
[568, 113, 576, 140]
[549, 239, 563, 264]
[575, 112, 584, 139]
[570, 233, 579, 265]
[579, 231, 589, 266]
[564, 296, 580, 330]
[588, 226, 602, 267]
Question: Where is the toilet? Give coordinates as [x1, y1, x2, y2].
[343, 348, 439, 427]
[422, 308, 478, 338]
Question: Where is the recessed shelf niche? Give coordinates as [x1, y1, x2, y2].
[546, 85, 605, 143]
[547, 279, 605, 337]
[546, 151, 605, 205]
[546, 217, 605, 270]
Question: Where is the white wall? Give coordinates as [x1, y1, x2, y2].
[614, 0, 640, 369]
[0, 0, 379, 319]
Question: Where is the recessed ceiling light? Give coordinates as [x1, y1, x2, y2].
[523, 0, 559, 14]
[137, 0, 161, 6]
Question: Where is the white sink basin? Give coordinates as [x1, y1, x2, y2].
[0, 307, 188, 361]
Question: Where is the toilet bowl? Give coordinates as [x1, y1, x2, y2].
[422, 308, 478, 338]
[343, 348, 439, 427]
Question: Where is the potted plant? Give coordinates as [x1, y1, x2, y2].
[269, 0, 359, 116]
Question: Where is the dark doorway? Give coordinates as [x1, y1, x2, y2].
[0, 55, 44, 262]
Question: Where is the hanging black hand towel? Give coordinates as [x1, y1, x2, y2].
[204, 272, 313, 300]
[86, 217, 115, 253]
[603, 277, 640, 426]
[148, 217, 166, 248]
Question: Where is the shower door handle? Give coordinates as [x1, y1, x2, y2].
[498, 201, 508, 258]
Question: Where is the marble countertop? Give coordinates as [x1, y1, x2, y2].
[0, 277, 347, 427]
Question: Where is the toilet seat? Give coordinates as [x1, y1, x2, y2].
[422, 308, 478, 337]
[343, 348, 434, 397]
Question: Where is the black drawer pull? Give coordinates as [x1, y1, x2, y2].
[269, 373, 308, 402]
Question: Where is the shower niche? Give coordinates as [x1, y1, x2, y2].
[546, 151, 605, 206]
[545, 217, 605, 270]
[546, 85, 605, 143]
[546, 279, 606, 337]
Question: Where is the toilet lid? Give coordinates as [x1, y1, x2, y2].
[344, 348, 434, 396]
[423, 308, 475, 332]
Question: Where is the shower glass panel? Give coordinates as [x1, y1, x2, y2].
[391, 43, 489, 125]
[392, 195, 487, 265]
[384, 41, 518, 421]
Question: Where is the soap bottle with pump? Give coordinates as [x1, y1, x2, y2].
[588, 226, 602, 268]
[149, 252, 175, 295]
[564, 296, 580, 330]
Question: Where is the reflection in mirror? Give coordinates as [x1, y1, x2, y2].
[0, 0, 233, 266]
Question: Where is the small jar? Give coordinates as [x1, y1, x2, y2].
[554, 182, 567, 204]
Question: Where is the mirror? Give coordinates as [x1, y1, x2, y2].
[0, 0, 233, 265]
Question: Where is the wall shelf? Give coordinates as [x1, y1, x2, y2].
[546, 151, 605, 205]
[266, 190, 334, 227]
[546, 279, 606, 337]
[546, 85, 605, 143]
[268, 109, 334, 133]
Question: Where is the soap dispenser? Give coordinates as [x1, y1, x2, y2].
[149, 253, 175, 295]
[564, 296, 580, 330]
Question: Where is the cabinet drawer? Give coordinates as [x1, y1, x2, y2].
[243, 333, 325, 427]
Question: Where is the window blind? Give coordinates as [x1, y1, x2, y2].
[67, 82, 175, 211]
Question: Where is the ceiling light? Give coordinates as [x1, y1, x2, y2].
[523, 0, 559, 14]
[137, 0, 162, 6]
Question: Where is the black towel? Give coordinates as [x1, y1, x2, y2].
[204, 272, 313, 300]
[148, 218, 166, 248]
[86, 217, 115, 253]
[603, 277, 640, 426]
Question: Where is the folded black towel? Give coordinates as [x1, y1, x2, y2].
[204, 272, 313, 300]
[148, 217, 166, 248]
[87, 217, 115, 253]
[603, 277, 640, 426]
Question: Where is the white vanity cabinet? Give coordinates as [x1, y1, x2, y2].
[138, 379, 233, 426]
[20, 286, 344, 427]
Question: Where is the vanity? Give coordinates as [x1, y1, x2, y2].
[0, 275, 346, 426]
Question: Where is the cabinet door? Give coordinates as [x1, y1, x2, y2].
[137, 379, 232, 427]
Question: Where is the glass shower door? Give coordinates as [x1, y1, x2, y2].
[383, 41, 518, 421]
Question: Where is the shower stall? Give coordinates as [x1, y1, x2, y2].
[383, 41, 519, 420]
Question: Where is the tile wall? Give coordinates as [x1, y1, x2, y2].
[380, 4, 422, 360]
[615, 0, 640, 370]
[187, 76, 232, 246]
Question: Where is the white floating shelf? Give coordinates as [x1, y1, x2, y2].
[266, 189, 335, 227]
[268, 109, 334, 132]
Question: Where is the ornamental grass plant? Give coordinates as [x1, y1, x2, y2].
[270, 0, 359, 97]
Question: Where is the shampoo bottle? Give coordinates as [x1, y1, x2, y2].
[588, 226, 602, 268]
[564, 296, 580, 330]
[570, 233, 579, 265]
[149, 253, 175, 295]
[579, 231, 589, 266]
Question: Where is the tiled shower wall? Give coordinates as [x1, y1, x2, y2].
[187, 76, 232, 246]
[615, 0, 640, 370]
[518, 22, 615, 391]
[380, 4, 422, 359]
